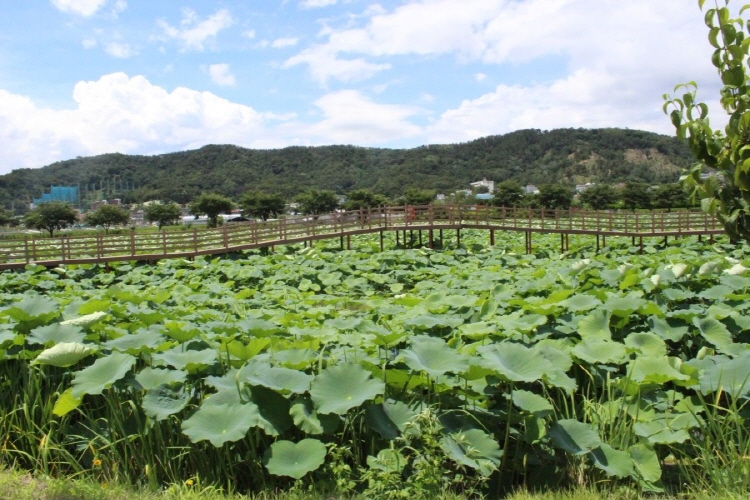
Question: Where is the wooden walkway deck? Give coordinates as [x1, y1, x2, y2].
[0, 205, 724, 270]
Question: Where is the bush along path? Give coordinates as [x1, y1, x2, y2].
[0, 232, 749, 497]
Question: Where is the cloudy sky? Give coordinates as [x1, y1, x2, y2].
[0, 0, 724, 175]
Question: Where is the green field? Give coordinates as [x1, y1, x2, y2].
[1, 231, 749, 498]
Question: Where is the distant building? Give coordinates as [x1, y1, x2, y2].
[470, 178, 495, 193]
[33, 186, 79, 206]
[524, 185, 540, 194]
[575, 183, 594, 193]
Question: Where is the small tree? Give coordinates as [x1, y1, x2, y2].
[24, 201, 78, 237]
[144, 203, 182, 230]
[0, 207, 14, 227]
[343, 189, 389, 211]
[189, 193, 233, 228]
[492, 181, 524, 208]
[538, 184, 573, 210]
[295, 189, 339, 215]
[652, 183, 690, 211]
[403, 188, 436, 206]
[240, 191, 285, 221]
[619, 183, 652, 211]
[579, 184, 618, 210]
[663, 0, 750, 241]
[84, 205, 131, 233]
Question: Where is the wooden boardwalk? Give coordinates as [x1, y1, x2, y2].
[0, 205, 724, 271]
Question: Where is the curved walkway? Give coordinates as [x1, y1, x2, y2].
[0, 205, 724, 270]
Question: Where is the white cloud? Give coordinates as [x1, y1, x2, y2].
[157, 8, 234, 52]
[300, 0, 338, 8]
[474, 73, 486, 82]
[82, 38, 98, 49]
[272, 37, 299, 49]
[50, 0, 107, 17]
[208, 64, 236, 87]
[242, 29, 256, 39]
[284, 45, 391, 85]
[104, 41, 136, 58]
[0, 73, 270, 170]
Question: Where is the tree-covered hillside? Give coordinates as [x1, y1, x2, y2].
[0, 128, 692, 212]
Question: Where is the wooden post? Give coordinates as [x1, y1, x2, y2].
[347, 235, 351, 250]
[131, 230, 137, 256]
[340, 235, 344, 250]
[380, 230, 384, 251]
[429, 229, 434, 248]
[193, 228, 198, 253]
[24, 238, 29, 263]
[456, 228, 461, 246]
[396, 231, 400, 247]
[490, 229, 495, 246]
[162, 231, 167, 255]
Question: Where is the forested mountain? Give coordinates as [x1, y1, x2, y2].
[0, 128, 693, 212]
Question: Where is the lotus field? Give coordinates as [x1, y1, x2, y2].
[1, 231, 749, 497]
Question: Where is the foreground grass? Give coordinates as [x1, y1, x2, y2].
[1, 466, 744, 500]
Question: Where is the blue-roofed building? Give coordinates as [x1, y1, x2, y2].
[475, 193, 494, 201]
[33, 186, 79, 206]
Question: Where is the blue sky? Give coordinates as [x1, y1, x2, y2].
[0, 0, 723, 175]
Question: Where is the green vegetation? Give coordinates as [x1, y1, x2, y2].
[23, 201, 78, 237]
[188, 193, 233, 227]
[144, 203, 182, 230]
[84, 205, 131, 233]
[0, 231, 749, 498]
[0, 128, 693, 214]
[664, 1, 750, 242]
[239, 192, 285, 221]
[294, 189, 339, 215]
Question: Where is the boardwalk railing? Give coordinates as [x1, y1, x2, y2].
[0, 205, 724, 270]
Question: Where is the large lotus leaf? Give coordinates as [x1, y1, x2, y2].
[237, 318, 282, 337]
[264, 439, 327, 479]
[499, 313, 548, 334]
[135, 367, 188, 390]
[71, 352, 136, 397]
[512, 390, 553, 415]
[365, 399, 418, 440]
[661, 287, 696, 302]
[649, 317, 689, 342]
[274, 348, 317, 369]
[60, 311, 107, 328]
[576, 309, 611, 341]
[33, 342, 96, 367]
[247, 386, 293, 436]
[153, 347, 217, 371]
[624, 332, 667, 357]
[549, 419, 602, 456]
[693, 317, 734, 352]
[459, 321, 496, 340]
[290, 396, 340, 435]
[310, 363, 385, 415]
[698, 353, 750, 398]
[440, 429, 502, 477]
[399, 336, 469, 377]
[162, 320, 202, 343]
[478, 343, 553, 383]
[324, 317, 362, 331]
[0, 329, 15, 346]
[571, 340, 627, 365]
[629, 444, 662, 483]
[603, 293, 647, 316]
[239, 359, 312, 394]
[104, 328, 165, 353]
[367, 449, 407, 473]
[589, 444, 634, 478]
[562, 294, 602, 313]
[27, 324, 85, 346]
[143, 385, 191, 421]
[698, 284, 733, 300]
[633, 416, 693, 444]
[629, 357, 691, 385]
[403, 314, 464, 331]
[5, 296, 58, 324]
[182, 403, 260, 446]
[225, 338, 271, 360]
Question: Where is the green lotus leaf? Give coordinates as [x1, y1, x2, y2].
[153, 347, 217, 371]
[0, 329, 15, 346]
[263, 439, 327, 479]
[693, 317, 734, 352]
[5, 296, 58, 324]
[549, 419, 602, 455]
[603, 293, 647, 316]
[367, 449, 407, 473]
[104, 328, 165, 353]
[71, 352, 136, 397]
[247, 386, 293, 436]
[237, 318, 282, 337]
[589, 444, 634, 478]
[571, 339, 627, 365]
[53, 388, 82, 417]
[562, 294, 602, 313]
[27, 324, 85, 346]
[624, 332, 667, 357]
[182, 403, 260, 447]
[698, 353, 750, 398]
[239, 359, 313, 394]
[661, 287, 696, 302]
[459, 321, 495, 340]
[365, 399, 418, 440]
[440, 428, 502, 476]
[478, 343, 553, 382]
[698, 284, 733, 300]
[310, 363, 385, 415]
[162, 320, 202, 343]
[33, 342, 96, 367]
[576, 309, 611, 341]
[399, 336, 469, 377]
[60, 311, 107, 328]
[512, 390, 553, 415]
[629, 356, 690, 385]
[290, 396, 340, 435]
[403, 314, 463, 330]
[633, 415, 694, 444]
[135, 367, 188, 390]
[225, 338, 271, 360]
[324, 317, 362, 331]
[143, 385, 191, 421]
[273, 348, 317, 369]
[500, 313, 548, 334]
[649, 317, 689, 342]
[629, 444, 662, 483]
